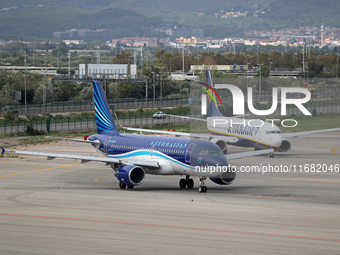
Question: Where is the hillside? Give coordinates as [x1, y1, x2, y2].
[0, 0, 339, 40]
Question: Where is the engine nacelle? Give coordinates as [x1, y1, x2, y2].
[210, 138, 227, 153]
[209, 171, 236, 185]
[278, 139, 291, 152]
[116, 165, 145, 186]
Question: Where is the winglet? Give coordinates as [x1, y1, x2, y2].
[1, 146, 5, 156]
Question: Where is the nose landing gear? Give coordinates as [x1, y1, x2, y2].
[198, 176, 207, 193]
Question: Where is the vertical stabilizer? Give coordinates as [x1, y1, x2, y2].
[93, 81, 120, 134]
[205, 69, 224, 117]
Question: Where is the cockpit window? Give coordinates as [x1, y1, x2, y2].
[199, 150, 224, 156]
[265, 131, 281, 134]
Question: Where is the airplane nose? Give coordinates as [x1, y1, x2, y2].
[272, 135, 282, 147]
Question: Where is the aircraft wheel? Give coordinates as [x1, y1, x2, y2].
[119, 182, 126, 189]
[202, 186, 207, 193]
[186, 178, 194, 189]
[269, 153, 274, 158]
[179, 178, 187, 189]
[127, 185, 134, 189]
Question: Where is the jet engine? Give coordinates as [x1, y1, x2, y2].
[278, 139, 291, 152]
[116, 165, 145, 186]
[210, 138, 227, 154]
[209, 171, 236, 185]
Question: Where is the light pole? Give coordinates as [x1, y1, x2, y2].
[24, 50, 27, 114]
[337, 58, 339, 83]
[259, 64, 263, 96]
[68, 50, 71, 78]
[156, 66, 164, 101]
[145, 76, 148, 103]
[246, 62, 249, 87]
[182, 45, 185, 75]
[152, 71, 156, 106]
[306, 63, 309, 87]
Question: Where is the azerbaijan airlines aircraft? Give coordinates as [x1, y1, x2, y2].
[123, 69, 340, 157]
[2, 81, 273, 193]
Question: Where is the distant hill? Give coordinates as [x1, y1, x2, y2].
[0, 0, 339, 40]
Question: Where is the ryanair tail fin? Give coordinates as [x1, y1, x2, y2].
[93, 81, 120, 134]
[205, 69, 224, 117]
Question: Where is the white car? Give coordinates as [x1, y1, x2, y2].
[152, 111, 166, 119]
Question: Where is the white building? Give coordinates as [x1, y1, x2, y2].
[78, 64, 137, 79]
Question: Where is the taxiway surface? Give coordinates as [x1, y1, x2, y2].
[0, 133, 340, 254]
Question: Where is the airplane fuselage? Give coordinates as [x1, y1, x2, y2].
[88, 133, 229, 177]
[207, 117, 282, 150]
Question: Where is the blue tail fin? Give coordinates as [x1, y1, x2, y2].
[93, 81, 120, 134]
[205, 69, 224, 117]
[1, 146, 5, 156]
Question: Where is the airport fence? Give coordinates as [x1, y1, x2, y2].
[0, 97, 189, 115]
[0, 113, 191, 136]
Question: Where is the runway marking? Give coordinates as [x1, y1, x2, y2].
[0, 213, 339, 243]
[95, 176, 113, 186]
[331, 148, 340, 154]
[0, 162, 80, 178]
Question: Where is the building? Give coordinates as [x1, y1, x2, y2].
[78, 64, 137, 79]
[191, 65, 248, 73]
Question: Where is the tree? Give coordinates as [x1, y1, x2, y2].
[281, 53, 295, 70]
[0, 83, 16, 106]
[112, 52, 132, 64]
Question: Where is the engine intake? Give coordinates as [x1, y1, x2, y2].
[209, 171, 236, 185]
[210, 138, 227, 153]
[278, 139, 291, 152]
[116, 165, 145, 186]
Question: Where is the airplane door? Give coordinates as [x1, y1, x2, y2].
[104, 137, 110, 154]
[185, 143, 196, 164]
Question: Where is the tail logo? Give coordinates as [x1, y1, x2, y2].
[199, 82, 223, 107]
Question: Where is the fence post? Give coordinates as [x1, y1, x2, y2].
[46, 118, 51, 133]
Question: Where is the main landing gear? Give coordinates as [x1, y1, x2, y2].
[119, 181, 134, 189]
[179, 176, 207, 193]
[179, 175, 194, 189]
[269, 152, 275, 158]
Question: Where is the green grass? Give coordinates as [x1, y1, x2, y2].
[278, 114, 340, 133]
[1, 114, 339, 147]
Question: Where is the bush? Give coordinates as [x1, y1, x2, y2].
[3, 110, 18, 121]
[25, 125, 46, 136]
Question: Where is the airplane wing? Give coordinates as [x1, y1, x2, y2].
[114, 111, 236, 143]
[282, 128, 340, 139]
[226, 149, 274, 160]
[44, 136, 100, 145]
[165, 114, 207, 121]
[124, 127, 238, 143]
[3, 149, 159, 168]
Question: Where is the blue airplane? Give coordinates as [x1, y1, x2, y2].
[2, 81, 273, 193]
